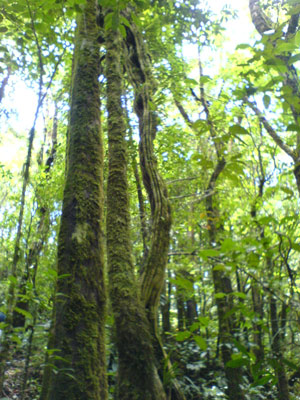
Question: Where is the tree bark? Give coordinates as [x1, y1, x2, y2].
[123, 12, 172, 332]
[44, 1, 107, 398]
[205, 160, 245, 400]
[122, 13, 185, 400]
[269, 295, 290, 400]
[105, 13, 166, 400]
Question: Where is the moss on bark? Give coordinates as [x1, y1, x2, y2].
[43, 1, 107, 399]
[122, 8, 171, 339]
[105, 19, 166, 400]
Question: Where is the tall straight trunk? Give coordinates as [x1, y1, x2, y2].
[43, 1, 107, 398]
[105, 15, 166, 400]
[251, 284, 264, 363]
[205, 161, 245, 400]
[266, 254, 290, 400]
[269, 295, 290, 400]
[161, 271, 171, 334]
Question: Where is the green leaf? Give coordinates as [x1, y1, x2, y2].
[231, 291, 247, 300]
[291, 242, 300, 252]
[57, 273, 72, 280]
[131, 13, 142, 27]
[213, 264, 226, 271]
[194, 335, 207, 350]
[286, 124, 300, 132]
[226, 357, 249, 368]
[199, 249, 219, 258]
[215, 292, 227, 299]
[199, 75, 211, 84]
[192, 119, 209, 133]
[175, 331, 191, 341]
[282, 358, 299, 370]
[189, 322, 200, 332]
[14, 307, 33, 320]
[184, 77, 198, 86]
[119, 24, 126, 38]
[221, 238, 236, 252]
[252, 374, 274, 387]
[276, 42, 296, 53]
[263, 94, 271, 109]
[170, 276, 194, 292]
[120, 15, 131, 28]
[236, 43, 252, 50]
[288, 54, 300, 65]
[198, 316, 210, 327]
[0, 26, 8, 33]
[104, 12, 113, 30]
[280, 185, 294, 197]
[229, 124, 249, 135]
[294, 31, 300, 47]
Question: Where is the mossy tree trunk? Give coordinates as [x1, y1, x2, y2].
[125, 20, 171, 333]
[122, 12, 186, 400]
[105, 17, 166, 400]
[43, 1, 107, 398]
[123, 5, 172, 343]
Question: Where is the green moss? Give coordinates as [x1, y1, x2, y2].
[105, 21, 166, 400]
[42, 1, 107, 399]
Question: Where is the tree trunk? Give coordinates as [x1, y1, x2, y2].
[0, 67, 10, 104]
[43, 1, 107, 398]
[161, 272, 171, 335]
[251, 284, 264, 363]
[13, 105, 58, 329]
[269, 295, 290, 400]
[122, 11, 171, 333]
[105, 14, 166, 400]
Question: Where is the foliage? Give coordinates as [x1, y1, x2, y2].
[0, 0, 300, 399]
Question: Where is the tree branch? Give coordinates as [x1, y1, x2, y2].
[244, 97, 296, 160]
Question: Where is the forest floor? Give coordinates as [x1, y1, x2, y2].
[1, 353, 41, 400]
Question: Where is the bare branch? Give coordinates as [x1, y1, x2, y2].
[167, 176, 199, 185]
[170, 190, 215, 201]
[174, 99, 193, 126]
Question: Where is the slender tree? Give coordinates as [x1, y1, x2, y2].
[105, 10, 166, 399]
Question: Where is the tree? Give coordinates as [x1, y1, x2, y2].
[41, 1, 107, 398]
[105, 6, 166, 399]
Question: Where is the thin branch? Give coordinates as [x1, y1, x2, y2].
[170, 190, 215, 201]
[174, 99, 193, 126]
[168, 250, 197, 256]
[244, 97, 296, 160]
[26, 0, 44, 97]
[167, 176, 199, 185]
